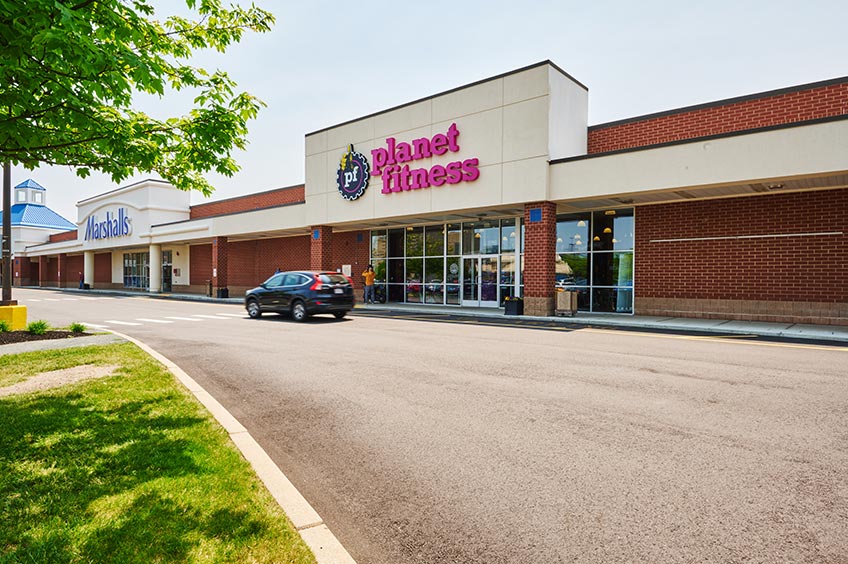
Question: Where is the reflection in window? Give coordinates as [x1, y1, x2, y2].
[447, 224, 461, 255]
[371, 232, 387, 258]
[406, 226, 423, 256]
[425, 225, 444, 256]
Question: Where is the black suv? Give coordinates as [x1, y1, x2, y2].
[245, 271, 354, 321]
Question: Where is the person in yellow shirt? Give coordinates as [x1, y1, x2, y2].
[361, 264, 376, 304]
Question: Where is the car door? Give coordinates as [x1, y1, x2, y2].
[278, 272, 306, 311]
[260, 273, 286, 309]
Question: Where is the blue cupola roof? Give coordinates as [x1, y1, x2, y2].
[9, 204, 76, 230]
[15, 178, 46, 191]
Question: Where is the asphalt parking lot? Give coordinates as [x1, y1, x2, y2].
[18, 288, 848, 564]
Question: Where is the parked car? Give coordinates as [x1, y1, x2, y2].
[245, 271, 354, 321]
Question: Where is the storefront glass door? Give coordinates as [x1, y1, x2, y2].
[462, 255, 498, 307]
[162, 250, 172, 293]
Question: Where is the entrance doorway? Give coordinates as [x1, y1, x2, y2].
[461, 255, 498, 307]
[162, 250, 172, 293]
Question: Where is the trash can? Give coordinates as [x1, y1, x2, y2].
[216, 288, 229, 299]
[555, 289, 578, 317]
[205, 280, 213, 297]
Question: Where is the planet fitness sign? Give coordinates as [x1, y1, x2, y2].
[336, 144, 371, 201]
[371, 123, 480, 194]
[84, 208, 132, 241]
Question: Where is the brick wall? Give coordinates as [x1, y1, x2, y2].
[64, 255, 84, 286]
[635, 189, 848, 324]
[189, 244, 212, 285]
[589, 80, 848, 154]
[94, 253, 111, 284]
[49, 230, 78, 243]
[331, 230, 371, 287]
[190, 185, 305, 219]
[523, 202, 557, 316]
[310, 226, 334, 271]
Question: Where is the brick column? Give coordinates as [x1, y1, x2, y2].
[56, 253, 66, 288]
[211, 236, 229, 297]
[523, 202, 557, 316]
[38, 256, 46, 287]
[310, 226, 334, 271]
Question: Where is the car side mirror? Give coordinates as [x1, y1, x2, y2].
[260, 283, 267, 289]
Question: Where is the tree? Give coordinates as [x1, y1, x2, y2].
[0, 0, 274, 303]
[0, 0, 274, 194]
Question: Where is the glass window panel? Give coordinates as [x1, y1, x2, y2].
[388, 228, 405, 257]
[501, 219, 517, 252]
[372, 259, 386, 283]
[425, 257, 444, 283]
[500, 254, 515, 287]
[388, 259, 404, 283]
[556, 213, 590, 253]
[373, 283, 386, 304]
[592, 209, 633, 251]
[371, 231, 387, 258]
[406, 284, 422, 303]
[445, 282, 460, 305]
[591, 252, 633, 287]
[446, 257, 460, 284]
[520, 220, 525, 253]
[406, 226, 424, 256]
[425, 225, 445, 256]
[387, 284, 404, 303]
[447, 224, 461, 255]
[405, 258, 423, 284]
[462, 223, 479, 255]
[556, 253, 588, 286]
[265, 273, 285, 287]
[424, 284, 444, 304]
[592, 287, 633, 313]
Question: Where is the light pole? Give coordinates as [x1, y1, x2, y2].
[2, 161, 15, 306]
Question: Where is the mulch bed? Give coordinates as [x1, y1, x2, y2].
[0, 331, 92, 346]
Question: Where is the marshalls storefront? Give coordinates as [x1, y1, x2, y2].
[16, 61, 848, 325]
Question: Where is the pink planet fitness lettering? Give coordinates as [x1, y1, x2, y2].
[370, 123, 480, 194]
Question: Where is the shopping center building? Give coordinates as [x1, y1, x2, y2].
[12, 61, 848, 324]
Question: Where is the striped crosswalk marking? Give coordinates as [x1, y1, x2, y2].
[105, 320, 142, 326]
[62, 298, 78, 301]
[217, 313, 246, 318]
[27, 299, 41, 302]
[136, 318, 173, 324]
[192, 314, 231, 320]
[83, 323, 110, 329]
[165, 316, 202, 322]
[45, 298, 62, 301]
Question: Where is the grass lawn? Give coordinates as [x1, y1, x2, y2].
[0, 343, 317, 564]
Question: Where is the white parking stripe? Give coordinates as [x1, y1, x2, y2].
[62, 298, 78, 301]
[27, 299, 41, 302]
[165, 316, 202, 321]
[45, 298, 62, 301]
[136, 318, 173, 324]
[192, 314, 231, 320]
[104, 320, 142, 326]
[82, 323, 110, 329]
[217, 313, 246, 318]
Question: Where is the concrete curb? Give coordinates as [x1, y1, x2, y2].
[109, 330, 356, 564]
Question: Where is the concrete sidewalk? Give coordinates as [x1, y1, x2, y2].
[18, 286, 848, 343]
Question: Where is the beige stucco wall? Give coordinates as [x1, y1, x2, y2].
[305, 63, 588, 226]
[550, 119, 848, 201]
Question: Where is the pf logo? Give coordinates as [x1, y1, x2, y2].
[336, 144, 370, 201]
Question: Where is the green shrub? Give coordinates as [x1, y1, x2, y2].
[0, 320, 10, 333]
[69, 322, 87, 334]
[26, 320, 50, 335]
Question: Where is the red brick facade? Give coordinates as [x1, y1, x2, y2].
[635, 189, 848, 324]
[190, 185, 304, 219]
[588, 80, 848, 154]
[310, 226, 334, 271]
[94, 253, 111, 284]
[523, 202, 557, 316]
[48, 230, 78, 243]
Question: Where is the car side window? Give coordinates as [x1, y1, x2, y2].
[292, 274, 309, 286]
[282, 273, 304, 286]
[265, 274, 285, 287]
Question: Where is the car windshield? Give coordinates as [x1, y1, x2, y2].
[319, 274, 349, 285]
[263, 273, 285, 287]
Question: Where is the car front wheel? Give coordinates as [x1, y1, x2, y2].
[291, 300, 308, 322]
[246, 299, 262, 319]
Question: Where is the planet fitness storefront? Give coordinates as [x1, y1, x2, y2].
[18, 61, 848, 325]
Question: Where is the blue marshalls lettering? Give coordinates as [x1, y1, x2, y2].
[85, 208, 132, 240]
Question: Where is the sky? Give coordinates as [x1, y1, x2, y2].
[15, 0, 848, 222]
